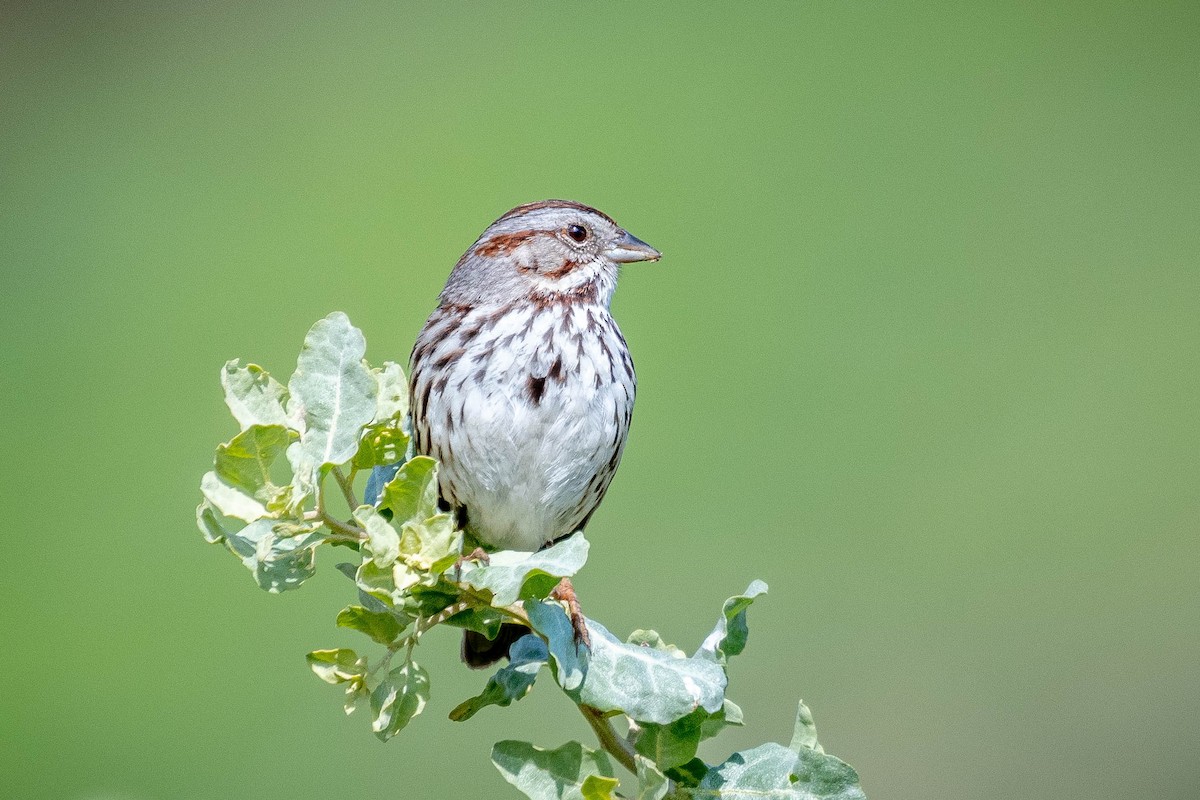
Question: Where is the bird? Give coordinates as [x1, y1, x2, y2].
[403, 199, 660, 667]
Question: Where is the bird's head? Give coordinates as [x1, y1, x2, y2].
[438, 200, 660, 307]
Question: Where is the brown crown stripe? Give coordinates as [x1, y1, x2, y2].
[501, 199, 616, 227]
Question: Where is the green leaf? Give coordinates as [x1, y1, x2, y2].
[462, 533, 590, 607]
[635, 755, 670, 800]
[491, 740, 617, 800]
[398, 512, 462, 575]
[221, 360, 299, 431]
[352, 424, 411, 471]
[306, 648, 365, 685]
[696, 580, 768, 665]
[533, 610, 726, 725]
[692, 743, 866, 800]
[372, 361, 408, 423]
[289, 312, 377, 468]
[524, 600, 586, 692]
[627, 629, 687, 659]
[196, 499, 236, 544]
[370, 661, 430, 742]
[700, 699, 745, 741]
[213, 424, 292, 502]
[354, 505, 400, 567]
[790, 700, 824, 754]
[449, 635, 548, 721]
[634, 707, 708, 770]
[336, 605, 404, 645]
[307, 649, 369, 716]
[580, 775, 620, 800]
[220, 519, 323, 592]
[379, 456, 439, 525]
[200, 470, 268, 523]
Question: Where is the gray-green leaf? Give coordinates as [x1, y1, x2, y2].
[696, 580, 768, 664]
[372, 361, 408, 423]
[289, 312, 377, 468]
[491, 740, 617, 800]
[449, 635, 548, 721]
[790, 700, 824, 754]
[221, 360, 298, 431]
[220, 518, 322, 592]
[213, 424, 292, 503]
[691, 743, 866, 800]
[461, 533, 589, 607]
[527, 605, 726, 725]
[336, 605, 404, 645]
[370, 661, 430, 742]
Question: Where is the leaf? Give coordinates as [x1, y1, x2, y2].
[566, 615, 726, 725]
[462, 533, 590, 607]
[700, 700, 745, 741]
[307, 648, 365, 685]
[370, 661, 430, 742]
[790, 700, 824, 754]
[353, 425, 411, 472]
[379, 456, 439, 525]
[336, 605, 404, 645]
[524, 600, 586, 692]
[220, 518, 323, 592]
[627, 629, 687, 659]
[580, 775, 620, 800]
[634, 707, 708, 770]
[691, 743, 866, 800]
[355, 505, 400, 567]
[398, 512, 462, 575]
[372, 361, 409, 423]
[196, 499, 236, 544]
[696, 581, 768, 665]
[221, 360, 298, 431]
[449, 635, 548, 721]
[289, 312, 378, 468]
[200, 470, 268, 523]
[635, 755, 670, 800]
[213, 424, 292, 502]
[491, 740, 617, 800]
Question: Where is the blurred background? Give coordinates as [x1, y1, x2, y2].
[2, 1, 1197, 798]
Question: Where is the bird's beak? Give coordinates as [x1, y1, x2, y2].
[606, 230, 662, 263]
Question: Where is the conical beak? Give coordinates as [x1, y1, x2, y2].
[606, 230, 662, 263]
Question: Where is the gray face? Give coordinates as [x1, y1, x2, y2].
[437, 200, 660, 308]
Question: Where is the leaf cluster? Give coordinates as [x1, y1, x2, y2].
[197, 313, 867, 799]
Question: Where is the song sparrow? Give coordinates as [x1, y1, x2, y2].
[408, 199, 660, 666]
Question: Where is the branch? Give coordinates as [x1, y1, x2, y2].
[579, 704, 637, 774]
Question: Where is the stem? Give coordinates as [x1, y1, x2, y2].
[320, 512, 367, 541]
[332, 466, 358, 511]
[579, 704, 638, 774]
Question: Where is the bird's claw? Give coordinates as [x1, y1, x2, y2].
[550, 577, 591, 651]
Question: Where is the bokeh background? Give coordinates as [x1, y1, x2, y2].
[2, 2, 1197, 798]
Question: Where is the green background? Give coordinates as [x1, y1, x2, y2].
[2, 2, 1197, 798]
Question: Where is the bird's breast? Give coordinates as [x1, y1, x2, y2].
[411, 302, 635, 551]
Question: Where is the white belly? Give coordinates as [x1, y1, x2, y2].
[414, 302, 634, 551]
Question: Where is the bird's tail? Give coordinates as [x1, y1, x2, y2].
[461, 623, 529, 669]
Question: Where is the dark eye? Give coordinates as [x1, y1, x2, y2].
[566, 224, 588, 243]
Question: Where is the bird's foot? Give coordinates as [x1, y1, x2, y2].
[550, 577, 591, 651]
[453, 546, 490, 581]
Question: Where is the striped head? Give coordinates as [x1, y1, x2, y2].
[437, 200, 661, 308]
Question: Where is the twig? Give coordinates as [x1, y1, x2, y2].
[332, 466, 358, 511]
[579, 704, 638, 774]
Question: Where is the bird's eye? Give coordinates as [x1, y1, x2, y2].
[566, 224, 589, 243]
